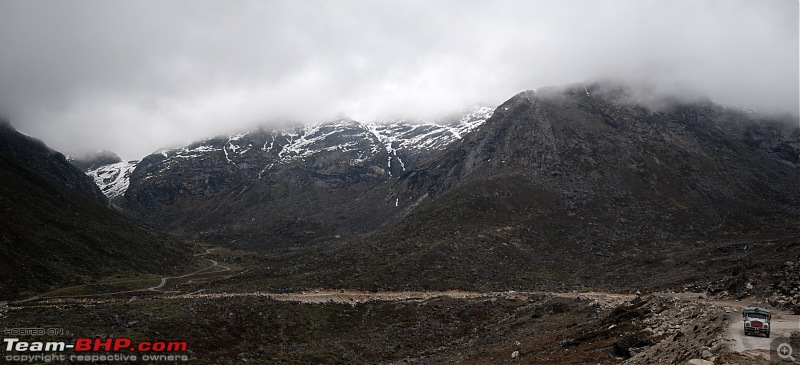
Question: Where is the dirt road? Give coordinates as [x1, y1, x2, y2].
[727, 309, 798, 351]
[12, 253, 230, 304]
[169, 289, 489, 303]
[718, 301, 800, 364]
[148, 258, 229, 291]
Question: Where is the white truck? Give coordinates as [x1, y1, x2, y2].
[742, 306, 771, 338]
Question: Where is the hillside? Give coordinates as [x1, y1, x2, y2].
[0, 121, 192, 298]
[397, 83, 799, 241]
[215, 83, 800, 292]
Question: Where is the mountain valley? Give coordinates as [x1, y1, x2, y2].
[69, 82, 800, 293]
[4, 82, 800, 364]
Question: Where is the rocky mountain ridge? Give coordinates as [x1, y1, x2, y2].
[394, 83, 799, 240]
[73, 83, 800, 257]
[2, 121, 108, 205]
[78, 107, 492, 203]
[73, 107, 494, 246]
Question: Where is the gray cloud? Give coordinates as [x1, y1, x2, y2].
[0, 0, 797, 159]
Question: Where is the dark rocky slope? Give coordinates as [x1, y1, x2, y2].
[0, 121, 191, 298]
[396, 83, 799, 242]
[1, 121, 108, 205]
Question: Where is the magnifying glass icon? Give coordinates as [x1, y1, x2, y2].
[778, 343, 796, 362]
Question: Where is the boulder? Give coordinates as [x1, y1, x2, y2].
[612, 333, 654, 358]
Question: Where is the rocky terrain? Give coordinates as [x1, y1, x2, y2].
[0, 287, 739, 365]
[4, 244, 797, 364]
[770, 257, 800, 314]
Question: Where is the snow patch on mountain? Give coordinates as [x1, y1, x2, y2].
[367, 106, 493, 151]
[86, 160, 138, 199]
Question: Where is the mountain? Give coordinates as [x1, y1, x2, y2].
[1, 123, 108, 205]
[396, 83, 799, 237]
[378, 83, 800, 286]
[65, 83, 799, 292]
[0, 120, 191, 298]
[79, 107, 494, 246]
[216, 82, 800, 292]
[69, 149, 123, 170]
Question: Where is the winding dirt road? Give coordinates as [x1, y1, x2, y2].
[147, 258, 229, 291]
[12, 249, 230, 304]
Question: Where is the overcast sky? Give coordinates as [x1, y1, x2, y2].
[0, 0, 797, 160]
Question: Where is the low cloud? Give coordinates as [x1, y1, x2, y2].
[0, 0, 796, 159]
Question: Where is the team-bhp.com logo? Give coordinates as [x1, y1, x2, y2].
[3, 337, 189, 363]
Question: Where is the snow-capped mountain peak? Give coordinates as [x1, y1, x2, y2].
[78, 106, 494, 199]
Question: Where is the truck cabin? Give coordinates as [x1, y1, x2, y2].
[742, 307, 771, 322]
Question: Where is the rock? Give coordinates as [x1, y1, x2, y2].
[687, 359, 713, 365]
[511, 350, 519, 359]
[728, 277, 750, 299]
[559, 339, 580, 348]
[613, 333, 654, 358]
[701, 349, 713, 359]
